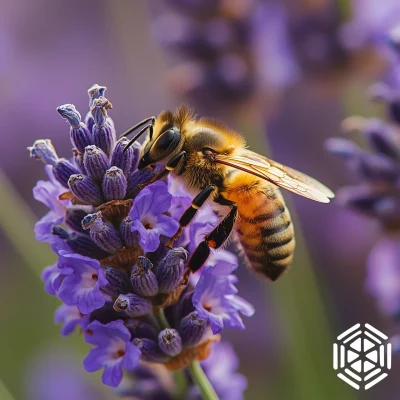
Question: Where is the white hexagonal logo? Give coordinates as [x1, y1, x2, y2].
[333, 323, 392, 390]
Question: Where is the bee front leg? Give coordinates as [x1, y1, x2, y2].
[165, 183, 216, 248]
[187, 197, 238, 272]
[134, 151, 187, 194]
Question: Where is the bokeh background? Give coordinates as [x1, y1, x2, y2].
[1, 0, 399, 399]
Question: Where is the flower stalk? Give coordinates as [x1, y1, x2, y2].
[189, 360, 220, 400]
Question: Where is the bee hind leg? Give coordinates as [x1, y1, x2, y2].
[187, 197, 238, 272]
[165, 183, 216, 248]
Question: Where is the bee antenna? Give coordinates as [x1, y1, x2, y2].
[119, 116, 155, 139]
[123, 123, 152, 153]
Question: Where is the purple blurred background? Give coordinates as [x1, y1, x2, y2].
[1, 1, 399, 399]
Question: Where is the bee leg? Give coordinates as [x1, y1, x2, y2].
[152, 151, 187, 182]
[135, 151, 187, 195]
[187, 197, 238, 272]
[165, 184, 216, 248]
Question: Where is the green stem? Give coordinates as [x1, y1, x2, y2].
[154, 308, 171, 329]
[188, 361, 219, 400]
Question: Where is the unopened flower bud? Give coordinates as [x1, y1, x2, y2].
[53, 159, 81, 188]
[158, 328, 182, 357]
[83, 145, 110, 182]
[102, 267, 131, 297]
[68, 174, 104, 206]
[52, 226, 108, 259]
[179, 311, 208, 347]
[65, 207, 90, 234]
[156, 247, 188, 293]
[92, 97, 116, 156]
[120, 216, 140, 248]
[133, 338, 169, 363]
[102, 166, 127, 201]
[28, 139, 59, 165]
[87, 84, 107, 108]
[57, 104, 93, 153]
[111, 138, 140, 176]
[113, 293, 152, 317]
[126, 168, 156, 198]
[131, 257, 159, 297]
[81, 211, 122, 253]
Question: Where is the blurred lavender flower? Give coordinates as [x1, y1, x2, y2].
[29, 85, 252, 396]
[25, 349, 107, 400]
[340, 0, 400, 50]
[327, 27, 400, 318]
[150, 0, 361, 109]
[150, 0, 300, 107]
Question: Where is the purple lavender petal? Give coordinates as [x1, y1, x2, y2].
[54, 304, 89, 336]
[57, 253, 107, 314]
[192, 261, 254, 334]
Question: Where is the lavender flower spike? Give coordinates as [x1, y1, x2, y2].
[193, 261, 255, 334]
[30, 84, 253, 394]
[84, 320, 141, 387]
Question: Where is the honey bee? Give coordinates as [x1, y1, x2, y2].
[122, 105, 334, 281]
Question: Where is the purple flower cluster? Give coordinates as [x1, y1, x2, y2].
[29, 84, 253, 396]
[150, 0, 356, 107]
[150, 0, 259, 105]
[326, 27, 400, 319]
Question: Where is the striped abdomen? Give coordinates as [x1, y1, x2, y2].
[233, 183, 295, 281]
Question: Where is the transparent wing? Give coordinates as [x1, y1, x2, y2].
[215, 150, 334, 203]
